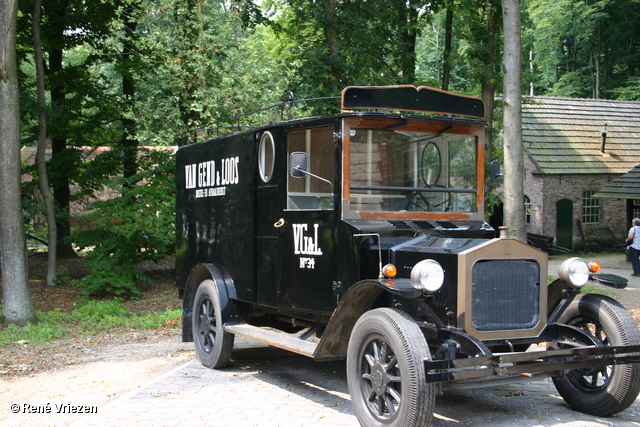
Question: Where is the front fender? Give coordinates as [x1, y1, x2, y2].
[313, 279, 423, 361]
[181, 263, 240, 342]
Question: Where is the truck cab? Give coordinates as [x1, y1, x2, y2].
[176, 86, 640, 427]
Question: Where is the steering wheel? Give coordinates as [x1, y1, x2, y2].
[433, 193, 453, 212]
[405, 191, 431, 211]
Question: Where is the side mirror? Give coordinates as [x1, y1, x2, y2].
[288, 151, 336, 207]
[290, 152, 308, 178]
[490, 160, 503, 185]
[485, 160, 503, 194]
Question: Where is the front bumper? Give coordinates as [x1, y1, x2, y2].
[424, 322, 640, 385]
[426, 344, 640, 384]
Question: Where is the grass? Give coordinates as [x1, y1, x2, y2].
[0, 300, 181, 346]
[580, 284, 618, 298]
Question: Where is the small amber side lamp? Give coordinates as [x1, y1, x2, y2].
[588, 261, 601, 273]
[383, 264, 397, 278]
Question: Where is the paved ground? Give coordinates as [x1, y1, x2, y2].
[68, 343, 640, 427]
[8, 252, 640, 427]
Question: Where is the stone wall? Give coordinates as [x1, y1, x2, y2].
[523, 152, 627, 249]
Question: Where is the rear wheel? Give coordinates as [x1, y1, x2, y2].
[347, 308, 435, 427]
[192, 279, 234, 369]
[553, 293, 640, 416]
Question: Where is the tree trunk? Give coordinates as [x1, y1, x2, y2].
[47, 0, 75, 258]
[501, 0, 525, 243]
[122, 5, 138, 180]
[0, 0, 37, 326]
[33, 0, 58, 286]
[323, 0, 340, 95]
[397, 2, 418, 84]
[442, 8, 453, 91]
[482, 6, 500, 164]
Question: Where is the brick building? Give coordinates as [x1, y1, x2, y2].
[519, 96, 640, 251]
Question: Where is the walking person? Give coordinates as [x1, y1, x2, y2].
[627, 218, 640, 276]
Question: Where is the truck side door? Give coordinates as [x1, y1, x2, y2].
[255, 123, 339, 315]
[279, 125, 339, 314]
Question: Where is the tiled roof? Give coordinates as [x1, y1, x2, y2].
[593, 164, 640, 199]
[522, 97, 640, 175]
[20, 147, 37, 163]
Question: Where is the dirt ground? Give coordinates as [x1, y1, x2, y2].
[0, 253, 185, 377]
[0, 254, 195, 426]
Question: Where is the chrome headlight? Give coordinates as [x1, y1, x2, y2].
[410, 259, 444, 293]
[558, 257, 590, 289]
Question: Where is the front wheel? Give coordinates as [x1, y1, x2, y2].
[553, 293, 640, 416]
[192, 279, 235, 369]
[347, 308, 435, 427]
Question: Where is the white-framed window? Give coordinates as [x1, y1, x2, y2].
[524, 195, 531, 224]
[583, 190, 601, 224]
[633, 199, 640, 219]
[287, 126, 335, 210]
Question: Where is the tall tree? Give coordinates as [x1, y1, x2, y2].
[502, 0, 525, 242]
[323, 0, 340, 95]
[394, 0, 421, 84]
[441, 7, 453, 91]
[27, 0, 118, 258]
[451, 0, 502, 159]
[1, 0, 36, 325]
[117, 1, 141, 179]
[33, 0, 57, 286]
[481, 5, 500, 162]
[46, 0, 75, 258]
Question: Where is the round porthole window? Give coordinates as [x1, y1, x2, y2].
[421, 141, 441, 186]
[258, 132, 275, 183]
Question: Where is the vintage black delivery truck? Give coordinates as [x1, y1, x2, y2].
[176, 85, 640, 426]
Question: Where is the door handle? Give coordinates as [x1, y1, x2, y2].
[274, 218, 286, 228]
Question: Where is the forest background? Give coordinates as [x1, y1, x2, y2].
[3, 0, 640, 306]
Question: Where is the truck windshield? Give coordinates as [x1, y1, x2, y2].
[345, 124, 478, 215]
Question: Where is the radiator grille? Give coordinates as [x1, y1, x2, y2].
[471, 260, 541, 332]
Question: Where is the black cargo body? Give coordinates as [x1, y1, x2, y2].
[176, 86, 640, 427]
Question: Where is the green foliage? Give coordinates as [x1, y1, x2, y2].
[70, 300, 181, 333]
[71, 149, 176, 298]
[0, 301, 182, 346]
[134, 0, 268, 142]
[443, 0, 503, 96]
[266, 0, 428, 106]
[0, 310, 68, 344]
[550, 72, 593, 98]
[17, 0, 124, 148]
[72, 299, 131, 326]
[528, 0, 640, 99]
[608, 78, 640, 101]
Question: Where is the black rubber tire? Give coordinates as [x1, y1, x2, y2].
[192, 279, 235, 369]
[553, 293, 640, 416]
[347, 308, 435, 427]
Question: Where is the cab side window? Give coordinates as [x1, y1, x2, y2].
[287, 126, 335, 210]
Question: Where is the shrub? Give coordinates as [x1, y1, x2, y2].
[71, 149, 176, 297]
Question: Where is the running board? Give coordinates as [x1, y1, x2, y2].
[224, 324, 317, 358]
